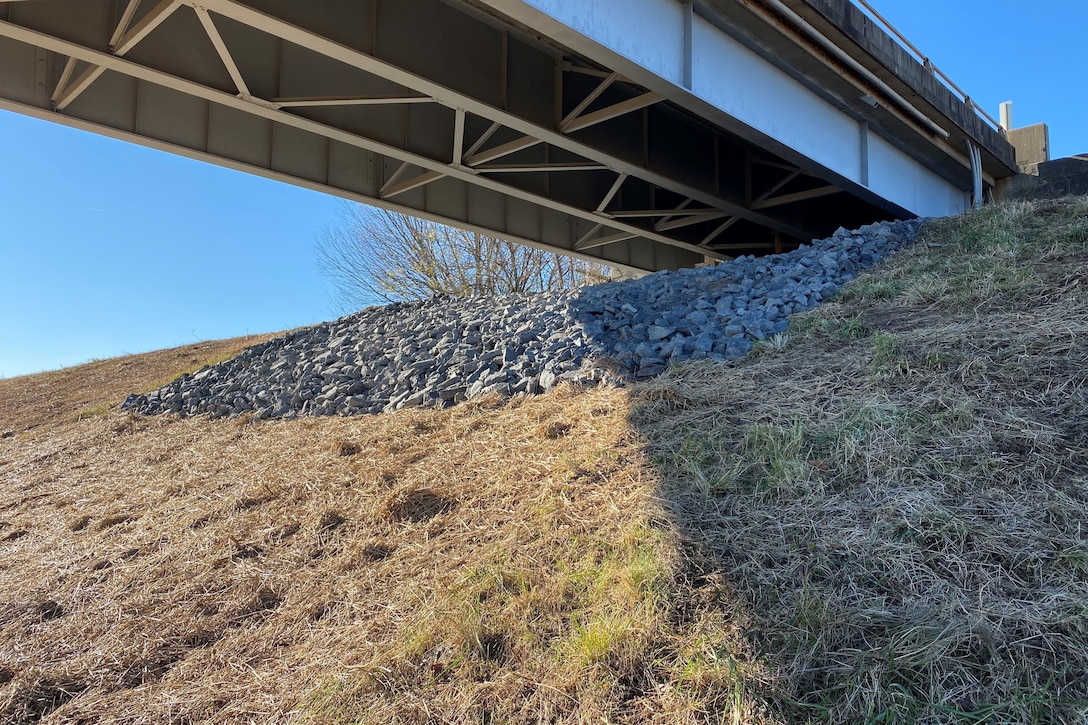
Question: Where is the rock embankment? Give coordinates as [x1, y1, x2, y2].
[122, 219, 923, 418]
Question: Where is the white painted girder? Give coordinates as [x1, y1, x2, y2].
[465, 136, 542, 167]
[477, 0, 970, 219]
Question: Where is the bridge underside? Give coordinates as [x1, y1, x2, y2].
[0, 0, 1014, 273]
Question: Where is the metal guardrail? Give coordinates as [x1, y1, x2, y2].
[848, 0, 1006, 136]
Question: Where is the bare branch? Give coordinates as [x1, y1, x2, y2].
[315, 203, 610, 311]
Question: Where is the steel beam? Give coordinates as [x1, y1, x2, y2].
[611, 208, 715, 219]
[464, 121, 502, 160]
[382, 170, 445, 199]
[562, 91, 664, 134]
[751, 185, 842, 209]
[655, 211, 731, 232]
[50, 55, 77, 104]
[54, 64, 105, 110]
[2, 0, 981, 270]
[109, 0, 143, 50]
[558, 70, 618, 131]
[702, 217, 740, 246]
[754, 168, 803, 204]
[476, 162, 607, 173]
[179, 0, 813, 239]
[452, 108, 466, 166]
[561, 62, 622, 80]
[595, 172, 627, 213]
[0, 95, 657, 277]
[654, 197, 696, 229]
[576, 231, 640, 251]
[751, 157, 802, 172]
[114, 0, 180, 56]
[2, 23, 722, 261]
[194, 6, 249, 97]
[378, 161, 412, 197]
[475, 0, 977, 217]
[465, 135, 542, 167]
[272, 96, 434, 108]
[575, 223, 605, 248]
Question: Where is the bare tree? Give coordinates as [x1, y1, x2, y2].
[316, 202, 609, 309]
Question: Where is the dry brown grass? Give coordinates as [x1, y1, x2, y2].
[0, 382, 757, 722]
[0, 334, 277, 435]
[3, 198, 1088, 723]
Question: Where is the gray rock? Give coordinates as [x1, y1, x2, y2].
[120, 219, 920, 419]
[647, 325, 675, 341]
[685, 311, 709, 326]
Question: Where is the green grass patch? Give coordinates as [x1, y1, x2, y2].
[837, 276, 905, 303]
[629, 197, 1088, 723]
[74, 401, 115, 421]
[787, 312, 871, 342]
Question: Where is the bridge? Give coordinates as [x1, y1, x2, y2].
[0, 0, 1018, 274]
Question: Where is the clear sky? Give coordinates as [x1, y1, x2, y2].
[1, 0, 1085, 378]
[872, 0, 1086, 159]
[0, 115, 342, 378]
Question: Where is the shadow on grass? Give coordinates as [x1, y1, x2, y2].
[630, 198, 1088, 722]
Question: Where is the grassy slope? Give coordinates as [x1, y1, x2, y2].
[0, 334, 278, 435]
[638, 197, 1088, 722]
[1, 198, 1087, 724]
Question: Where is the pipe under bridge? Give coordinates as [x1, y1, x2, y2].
[0, 0, 1017, 274]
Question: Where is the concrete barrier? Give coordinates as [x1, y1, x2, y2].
[997, 155, 1088, 201]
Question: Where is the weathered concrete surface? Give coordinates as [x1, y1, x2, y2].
[1008, 124, 1051, 174]
[997, 155, 1088, 201]
[787, 0, 1017, 177]
[696, 0, 1016, 195]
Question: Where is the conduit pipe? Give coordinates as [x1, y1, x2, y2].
[741, 0, 951, 140]
[976, 145, 984, 207]
[967, 141, 983, 209]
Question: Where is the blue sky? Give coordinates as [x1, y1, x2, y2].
[0, 116, 341, 377]
[1, 0, 1085, 378]
[873, 0, 1086, 158]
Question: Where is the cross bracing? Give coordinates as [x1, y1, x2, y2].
[0, 0, 1012, 272]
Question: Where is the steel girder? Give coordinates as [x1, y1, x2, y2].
[0, 0, 893, 272]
